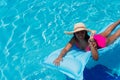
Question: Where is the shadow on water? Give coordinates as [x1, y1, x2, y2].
[66, 64, 120, 80]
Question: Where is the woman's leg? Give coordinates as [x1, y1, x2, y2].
[106, 29, 120, 45]
[100, 20, 120, 37]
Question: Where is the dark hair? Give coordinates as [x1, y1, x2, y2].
[74, 31, 90, 42]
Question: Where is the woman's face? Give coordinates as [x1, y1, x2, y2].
[75, 30, 86, 39]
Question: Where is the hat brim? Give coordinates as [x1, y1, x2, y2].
[64, 29, 92, 35]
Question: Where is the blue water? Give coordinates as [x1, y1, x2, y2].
[0, 0, 120, 80]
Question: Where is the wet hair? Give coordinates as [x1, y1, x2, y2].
[74, 31, 90, 42]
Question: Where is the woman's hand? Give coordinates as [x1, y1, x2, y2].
[88, 39, 97, 48]
[53, 57, 63, 66]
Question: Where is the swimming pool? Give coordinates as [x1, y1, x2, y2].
[0, 0, 120, 80]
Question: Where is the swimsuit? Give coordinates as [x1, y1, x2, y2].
[76, 34, 107, 51]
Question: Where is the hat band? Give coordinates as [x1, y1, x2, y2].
[74, 27, 86, 31]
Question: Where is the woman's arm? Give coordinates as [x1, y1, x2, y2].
[53, 37, 75, 65]
[89, 42, 99, 60]
[89, 30, 99, 60]
[88, 39, 99, 60]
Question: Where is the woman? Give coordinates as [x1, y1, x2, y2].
[53, 20, 120, 66]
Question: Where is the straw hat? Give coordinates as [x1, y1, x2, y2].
[64, 22, 96, 34]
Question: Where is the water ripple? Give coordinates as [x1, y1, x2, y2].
[42, 29, 47, 42]
[22, 26, 30, 50]
[0, 0, 7, 6]
[4, 16, 18, 57]
[0, 19, 10, 28]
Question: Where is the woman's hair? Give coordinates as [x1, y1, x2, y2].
[74, 31, 90, 42]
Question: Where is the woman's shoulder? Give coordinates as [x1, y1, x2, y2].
[69, 36, 76, 44]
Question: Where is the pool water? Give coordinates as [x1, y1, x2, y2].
[0, 0, 120, 80]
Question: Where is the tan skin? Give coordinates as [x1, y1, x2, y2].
[53, 20, 120, 66]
